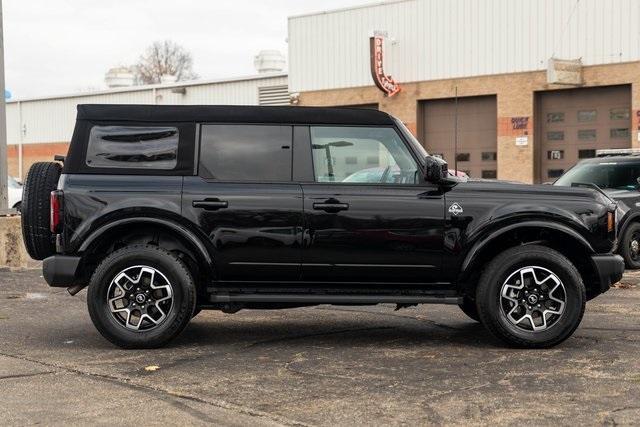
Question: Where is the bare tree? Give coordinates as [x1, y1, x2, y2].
[133, 40, 198, 84]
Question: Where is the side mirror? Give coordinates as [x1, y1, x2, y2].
[424, 155, 461, 187]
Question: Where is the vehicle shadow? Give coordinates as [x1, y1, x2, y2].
[173, 311, 500, 350]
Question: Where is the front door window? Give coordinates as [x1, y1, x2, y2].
[310, 127, 419, 184]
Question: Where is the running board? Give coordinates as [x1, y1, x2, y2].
[208, 294, 462, 305]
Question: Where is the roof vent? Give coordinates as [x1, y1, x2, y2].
[104, 67, 134, 88]
[253, 50, 286, 73]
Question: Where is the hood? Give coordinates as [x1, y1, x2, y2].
[457, 180, 610, 203]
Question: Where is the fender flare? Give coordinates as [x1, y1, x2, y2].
[78, 217, 215, 276]
[461, 220, 594, 273]
[618, 211, 640, 238]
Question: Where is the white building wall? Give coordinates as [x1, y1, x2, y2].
[6, 74, 288, 145]
[288, 0, 640, 92]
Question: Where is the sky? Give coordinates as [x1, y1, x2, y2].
[3, 0, 370, 100]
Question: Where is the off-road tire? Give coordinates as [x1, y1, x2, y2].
[21, 162, 62, 260]
[476, 245, 586, 348]
[619, 222, 640, 269]
[87, 244, 196, 349]
[458, 297, 480, 322]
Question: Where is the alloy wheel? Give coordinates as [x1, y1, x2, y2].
[107, 265, 174, 331]
[499, 266, 566, 332]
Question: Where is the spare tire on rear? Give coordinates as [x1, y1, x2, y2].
[21, 162, 62, 260]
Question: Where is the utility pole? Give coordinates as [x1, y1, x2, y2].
[0, 0, 7, 211]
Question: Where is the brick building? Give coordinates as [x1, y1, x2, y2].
[288, 0, 640, 183]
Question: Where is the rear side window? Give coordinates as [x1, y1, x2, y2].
[199, 125, 292, 181]
[86, 126, 179, 170]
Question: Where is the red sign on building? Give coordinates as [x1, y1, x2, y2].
[369, 36, 401, 97]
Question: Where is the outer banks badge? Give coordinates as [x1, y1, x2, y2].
[448, 202, 463, 216]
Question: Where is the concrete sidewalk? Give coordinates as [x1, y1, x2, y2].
[1, 269, 639, 426]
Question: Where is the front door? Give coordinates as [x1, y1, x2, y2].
[182, 124, 303, 282]
[300, 126, 445, 283]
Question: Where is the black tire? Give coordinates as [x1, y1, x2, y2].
[458, 297, 480, 322]
[620, 222, 640, 269]
[87, 244, 196, 349]
[21, 162, 61, 260]
[13, 202, 21, 213]
[476, 245, 586, 348]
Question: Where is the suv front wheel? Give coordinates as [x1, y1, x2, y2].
[476, 245, 586, 348]
[87, 245, 196, 349]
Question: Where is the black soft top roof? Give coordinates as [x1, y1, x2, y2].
[76, 104, 396, 125]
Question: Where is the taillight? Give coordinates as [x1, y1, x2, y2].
[50, 190, 63, 234]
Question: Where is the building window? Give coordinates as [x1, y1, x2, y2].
[578, 129, 596, 141]
[481, 170, 497, 179]
[610, 128, 630, 139]
[577, 110, 597, 122]
[199, 125, 292, 181]
[546, 112, 564, 123]
[610, 108, 630, 120]
[456, 153, 470, 162]
[481, 152, 497, 161]
[547, 150, 564, 160]
[548, 169, 564, 178]
[345, 156, 358, 165]
[547, 131, 564, 141]
[578, 149, 596, 159]
[86, 126, 179, 170]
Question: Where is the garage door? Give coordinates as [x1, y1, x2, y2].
[420, 96, 497, 179]
[536, 85, 631, 183]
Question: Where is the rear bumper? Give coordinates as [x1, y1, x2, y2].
[43, 255, 82, 287]
[591, 254, 625, 294]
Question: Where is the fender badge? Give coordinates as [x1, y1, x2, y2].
[449, 202, 463, 216]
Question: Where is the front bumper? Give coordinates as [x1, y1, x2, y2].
[591, 254, 625, 293]
[43, 255, 82, 287]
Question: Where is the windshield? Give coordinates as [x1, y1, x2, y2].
[555, 162, 640, 190]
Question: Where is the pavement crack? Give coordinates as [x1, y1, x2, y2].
[0, 351, 309, 427]
[0, 371, 56, 381]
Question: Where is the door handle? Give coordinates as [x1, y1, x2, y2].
[192, 199, 229, 210]
[313, 201, 349, 213]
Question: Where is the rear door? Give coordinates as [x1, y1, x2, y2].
[299, 125, 445, 284]
[182, 124, 303, 282]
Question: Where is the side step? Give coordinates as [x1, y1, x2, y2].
[209, 294, 462, 305]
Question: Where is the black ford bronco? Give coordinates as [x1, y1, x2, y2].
[21, 104, 624, 349]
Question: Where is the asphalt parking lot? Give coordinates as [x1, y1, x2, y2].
[1, 269, 640, 426]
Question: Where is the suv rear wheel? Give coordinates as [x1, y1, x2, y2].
[476, 245, 585, 348]
[87, 245, 196, 349]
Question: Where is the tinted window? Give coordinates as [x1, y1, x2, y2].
[578, 129, 596, 141]
[199, 125, 292, 181]
[547, 112, 564, 123]
[547, 131, 564, 141]
[310, 126, 418, 184]
[87, 126, 179, 169]
[456, 153, 470, 162]
[555, 162, 640, 190]
[577, 110, 597, 122]
[481, 170, 497, 179]
[482, 152, 497, 161]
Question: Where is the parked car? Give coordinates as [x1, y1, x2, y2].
[8, 176, 22, 211]
[21, 104, 623, 349]
[554, 149, 640, 269]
